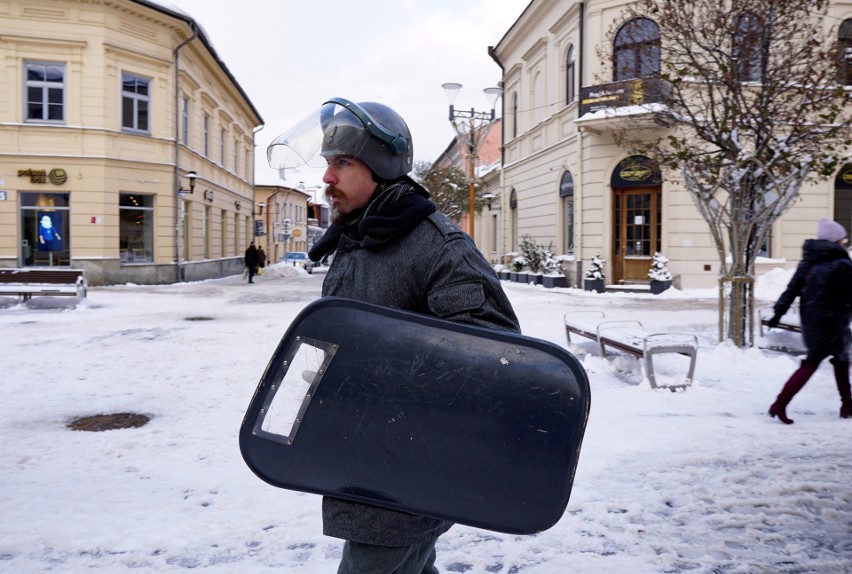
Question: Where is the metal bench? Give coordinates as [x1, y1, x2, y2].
[563, 310, 698, 390]
[0, 268, 88, 301]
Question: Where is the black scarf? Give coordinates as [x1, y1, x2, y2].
[308, 178, 436, 262]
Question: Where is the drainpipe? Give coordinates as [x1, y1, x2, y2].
[173, 23, 198, 283]
[487, 45, 506, 260]
[575, 3, 586, 285]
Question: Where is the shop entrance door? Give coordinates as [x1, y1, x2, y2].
[612, 187, 660, 284]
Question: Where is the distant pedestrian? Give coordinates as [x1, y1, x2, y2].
[768, 218, 852, 424]
[244, 242, 259, 284]
[258, 246, 267, 271]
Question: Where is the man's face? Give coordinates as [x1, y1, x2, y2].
[322, 156, 378, 219]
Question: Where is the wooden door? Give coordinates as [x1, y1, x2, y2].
[612, 188, 661, 284]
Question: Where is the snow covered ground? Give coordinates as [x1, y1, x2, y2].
[1, 264, 850, 573]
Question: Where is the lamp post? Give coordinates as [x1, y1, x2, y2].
[441, 83, 502, 240]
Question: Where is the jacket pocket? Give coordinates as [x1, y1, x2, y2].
[427, 281, 485, 318]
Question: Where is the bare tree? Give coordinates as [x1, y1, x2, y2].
[608, 0, 852, 346]
[412, 161, 482, 221]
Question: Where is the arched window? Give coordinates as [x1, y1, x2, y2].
[838, 19, 852, 85]
[512, 92, 518, 138]
[613, 18, 660, 81]
[560, 171, 575, 254]
[733, 11, 765, 82]
[532, 71, 544, 125]
[566, 44, 576, 104]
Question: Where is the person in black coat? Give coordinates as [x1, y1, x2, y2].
[244, 242, 259, 284]
[768, 218, 852, 423]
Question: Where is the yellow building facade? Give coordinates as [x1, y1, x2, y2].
[254, 184, 312, 264]
[0, 0, 263, 285]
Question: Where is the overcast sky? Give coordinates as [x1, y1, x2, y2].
[159, 0, 528, 187]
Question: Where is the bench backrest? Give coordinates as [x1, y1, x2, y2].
[0, 268, 86, 285]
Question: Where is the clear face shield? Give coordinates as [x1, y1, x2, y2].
[267, 100, 376, 171]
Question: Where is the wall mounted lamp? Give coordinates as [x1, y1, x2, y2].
[178, 170, 197, 195]
[235, 200, 242, 211]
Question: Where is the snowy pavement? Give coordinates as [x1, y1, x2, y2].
[0, 264, 850, 573]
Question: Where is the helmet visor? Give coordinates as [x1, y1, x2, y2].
[267, 101, 371, 170]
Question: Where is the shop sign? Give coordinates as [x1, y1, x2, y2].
[611, 155, 662, 188]
[18, 168, 68, 185]
[579, 78, 668, 117]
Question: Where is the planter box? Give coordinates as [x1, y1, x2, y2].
[510, 272, 528, 283]
[528, 274, 543, 285]
[542, 275, 567, 289]
[499, 270, 511, 281]
[584, 278, 604, 293]
[650, 279, 672, 295]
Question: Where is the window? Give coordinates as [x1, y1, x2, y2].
[20, 192, 70, 267]
[613, 18, 660, 81]
[119, 194, 154, 263]
[838, 20, 852, 85]
[512, 92, 518, 138]
[25, 61, 65, 122]
[560, 171, 575, 254]
[204, 114, 210, 156]
[121, 73, 150, 133]
[182, 96, 189, 145]
[220, 128, 226, 165]
[733, 11, 765, 82]
[566, 44, 576, 104]
[509, 188, 518, 251]
[834, 164, 852, 238]
[203, 205, 210, 260]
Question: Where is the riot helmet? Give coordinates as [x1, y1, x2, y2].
[267, 98, 413, 180]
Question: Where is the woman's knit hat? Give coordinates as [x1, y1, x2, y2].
[816, 218, 847, 242]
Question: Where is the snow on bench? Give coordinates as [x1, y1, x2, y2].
[0, 268, 88, 302]
[563, 310, 698, 390]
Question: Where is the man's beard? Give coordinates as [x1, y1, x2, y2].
[326, 186, 346, 225]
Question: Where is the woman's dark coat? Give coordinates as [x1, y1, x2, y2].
[773, 238, 852, 360]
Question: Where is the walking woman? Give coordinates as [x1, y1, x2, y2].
[767, 218, 852, 424]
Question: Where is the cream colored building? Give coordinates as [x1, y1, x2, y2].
[0, 0, 263, 285]
[254, 184, 312, 264]
[489, 0, 852, 289]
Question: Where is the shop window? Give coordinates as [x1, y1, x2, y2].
[25, 61, 65, 122]
[20, 192, 70, 266]
[121, 73, 150, 133]
[119, 194, 154, 263]
[560, 171, 575, 254]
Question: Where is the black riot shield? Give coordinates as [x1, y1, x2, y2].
[239, 297, 590, 534]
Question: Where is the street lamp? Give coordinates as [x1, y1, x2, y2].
[177, 170, 197, 195]
[441, 83, 502, 240]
